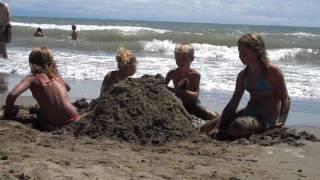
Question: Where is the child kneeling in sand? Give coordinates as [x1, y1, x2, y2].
[165, 42, 219, 133]
[215, 33, 290, 138]
[101, 47, 137, 93]
[3, 47, 80, 131]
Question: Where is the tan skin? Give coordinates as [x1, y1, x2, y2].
[101, 63, 136, 92]
[0, 3, 11, 59]
[4, 73, 78, 131]
[218, 45, 290, 137]
[165, 52, 219, 122]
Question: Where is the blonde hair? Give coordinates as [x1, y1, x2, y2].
[174, 42, 194, 60]
[116, 47, 137, 68]
[29, 47, 59, 79]
[238, 33, 269, 74]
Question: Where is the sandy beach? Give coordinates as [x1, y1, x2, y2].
[0, 119, 319, 180]
[0, 4, 319, 180]
[1, 75, 320, 180]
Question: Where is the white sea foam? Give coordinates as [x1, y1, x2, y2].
[268, 48, 305, 61]
[12, 22, 170, 34]
[1, 46, 319, 99]
[262, 32, 320, 38]
[143, 39, 307, 62]
[284, 32, 320, 38]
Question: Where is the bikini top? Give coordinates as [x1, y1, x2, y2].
[245, 75, 272, 93]
[34, 74, 63, 87]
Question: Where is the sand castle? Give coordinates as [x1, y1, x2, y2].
[63, 74, 199, 145]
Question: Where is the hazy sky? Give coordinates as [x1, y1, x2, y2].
[3, 0, 320, 27]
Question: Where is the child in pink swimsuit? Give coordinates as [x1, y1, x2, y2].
[4, 47, 79, 131]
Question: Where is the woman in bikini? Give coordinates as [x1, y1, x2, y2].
[4, 47, 79, 131]
[204, 33, 290, 138]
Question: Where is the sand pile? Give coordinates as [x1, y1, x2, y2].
[64, 74, 198, 145]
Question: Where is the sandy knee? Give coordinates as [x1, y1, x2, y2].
[227, 116, 258, 138]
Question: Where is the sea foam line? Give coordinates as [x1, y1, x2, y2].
[143, 39, 308, 61]
[11, 22, 170, 33]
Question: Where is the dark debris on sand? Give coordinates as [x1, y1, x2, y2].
[63, 74, 198, 145]
[229, 127, 320, 147]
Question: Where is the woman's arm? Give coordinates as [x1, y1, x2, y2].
[272, 66, 290, 127]
[219, 71, 246, 129]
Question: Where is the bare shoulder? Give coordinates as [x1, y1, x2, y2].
[165, 68, 177, 78]
[103, 71, 117, 81]
[167, 68, 177, 75]
[268, 63, 284, 78]
[24, 74, 36, 82]
[190, 68, 200, 77]
[237, 69, 246, 80]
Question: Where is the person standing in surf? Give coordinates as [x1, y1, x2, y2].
[71, 24, 78, 40]
[0, 2, 11, 59]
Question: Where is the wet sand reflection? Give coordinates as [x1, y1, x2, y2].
[0, 73, 8, 93]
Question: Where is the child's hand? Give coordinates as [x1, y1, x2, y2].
[177, 78, 190, 91]
[3, 105, 19, 120]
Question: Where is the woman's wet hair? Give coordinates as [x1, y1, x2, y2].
[29, 47, 59, 79]
[116, 47, 137, 69]
[238, 33, 269, 74]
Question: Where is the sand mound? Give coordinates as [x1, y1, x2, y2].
[64, 74, 198, 145]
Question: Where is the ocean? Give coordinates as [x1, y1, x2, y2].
[0, 16, 319, 126]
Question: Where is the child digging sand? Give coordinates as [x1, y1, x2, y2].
[101, 47, 137, 93]
[165, 42, 219, 134]
[3, 47, 80, 131]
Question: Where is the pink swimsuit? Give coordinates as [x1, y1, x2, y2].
[35, 74, 80, 125]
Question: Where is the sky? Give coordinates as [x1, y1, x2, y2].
[2, 0, 320, 27]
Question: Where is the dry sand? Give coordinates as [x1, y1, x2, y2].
[1, 120, 319, 180]
[0, 75, 320, 180]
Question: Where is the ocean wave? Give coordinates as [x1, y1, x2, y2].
[262, 32, 320, 38]
[1, 47, 319, 99]
[142, 39, 318, 62]
[268, 48, 305, 61]
[283, 32, 320, 38]
[11, 22, 171, 34]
